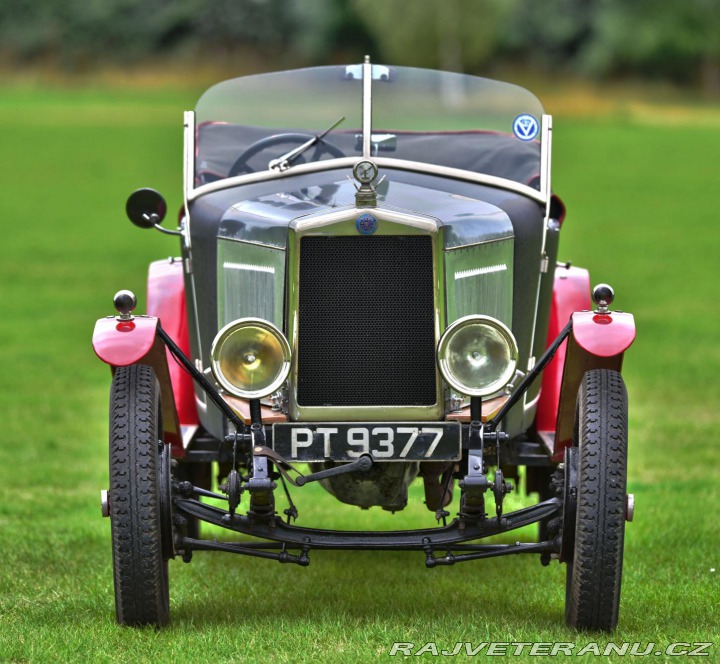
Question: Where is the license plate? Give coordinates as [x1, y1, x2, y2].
[272, 422, 461, 462]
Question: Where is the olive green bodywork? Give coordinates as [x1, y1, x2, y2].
[185, 169, 550, 443]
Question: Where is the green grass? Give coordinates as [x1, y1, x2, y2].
[0, 84, 718, 663]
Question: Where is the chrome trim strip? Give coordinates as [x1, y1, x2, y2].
[183, 110, 195, 214]
[195, 395, 208, 414]
[373, 158, 545, 203]
[293, 206, 439, 233]
[454, 264, 507, 280]
[223, 262, 276, 274]
[526, 114, 554, 413]
[539, 114, 553, 256]
[525, 261, 543, 413]
[188, 157, 547, 205]
[540, 114, 551, 210]
[183, 110, 207, 408]
[190, 157, 359, 199]
[218, 236, 285, 250]
[445, 237, 512, 252]
[362, 55, 372, 158]
[524, 387, 541, 414]
[520, 381, 542, 432]
[181, 424, 198, 449]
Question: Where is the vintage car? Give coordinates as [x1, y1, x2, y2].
[93, 59, 636, 630]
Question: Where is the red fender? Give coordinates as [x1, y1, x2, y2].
[92, 315, 184, 455]
[92, 316, 158, 366]
[552, 310, 636, 461]
[572, 310, 636, 357]
[146, 259, 199, 428]
[536, 266, 592, 436]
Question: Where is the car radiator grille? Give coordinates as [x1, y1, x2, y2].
[296, 235, 438, 407]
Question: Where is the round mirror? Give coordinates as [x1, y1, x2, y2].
[125, 188, 167, 229]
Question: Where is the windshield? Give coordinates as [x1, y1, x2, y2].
[194, 64, 544, 190]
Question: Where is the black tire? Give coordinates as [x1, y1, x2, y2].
[109, 364, 170, 627]
[565, 369, 628, 631]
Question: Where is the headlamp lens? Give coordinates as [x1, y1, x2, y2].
[211, 319, 291, 399]
[438, 316, 518, 397]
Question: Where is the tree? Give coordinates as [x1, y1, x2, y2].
[585, 0, 720, 93]
[350, 0, 510, 73]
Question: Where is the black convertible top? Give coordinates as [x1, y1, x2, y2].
[195, 123, 542, 189]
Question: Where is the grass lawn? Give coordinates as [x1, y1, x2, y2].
[0, 81, 718, 662]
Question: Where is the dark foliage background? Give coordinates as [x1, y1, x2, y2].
[1, 0, 719, 92]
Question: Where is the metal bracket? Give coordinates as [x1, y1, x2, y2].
[463, 449, 487, 489]
[225, 469, 242, 515]
[244, 453, 276, 521]
[156, 326, 246, 433]
[247, 454, 275, 494]
[488, 317, 573, 432]
[181, 537, 311, 566]
[344, 63, 393, 81]
[459, 414, 514, 521]
[174, 497, 562, 551]
[490, 469, 514, 520]
[459, 414, 489, 520]
[295, 454, 373, 486]
[153, 223, 184, 237]
[424, 540, 555, 568]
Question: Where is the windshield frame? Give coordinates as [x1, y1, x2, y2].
[183, 60, 552, 207]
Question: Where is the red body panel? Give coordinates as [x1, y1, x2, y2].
[536, 267, 591, 434]
[146, 259, 199, 427]
[92, 315, 184, 455]
[572, 311, 637, 357]
[551, 310, 636, 461]
[536, 268, 636, 461]
[92, 316, 158, 366]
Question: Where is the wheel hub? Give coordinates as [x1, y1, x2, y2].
[560, 446, 578, 563]
[158, 443, 175, 559]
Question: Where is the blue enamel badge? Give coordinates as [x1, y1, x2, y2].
[356, 213, 378, 235]
[513, 114, 539, 141]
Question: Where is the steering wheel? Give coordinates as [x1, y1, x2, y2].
[227, 133, 346, 178]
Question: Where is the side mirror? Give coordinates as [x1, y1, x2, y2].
[126, 188, 167, 229]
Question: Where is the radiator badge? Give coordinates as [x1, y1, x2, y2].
[356, 213, 378, 235]
[512, 114, 539, 141]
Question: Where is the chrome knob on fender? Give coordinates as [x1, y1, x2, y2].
[113, 289, 137, 320]
[592, 283, 614, 313]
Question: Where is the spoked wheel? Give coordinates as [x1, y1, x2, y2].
[564, 369, 628, 631]
[109, 364, 172, 627]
